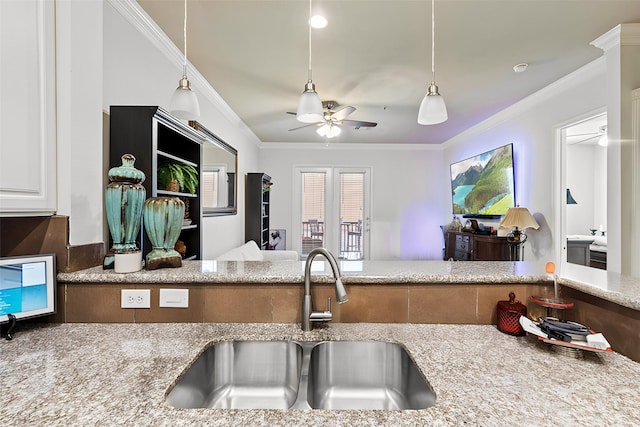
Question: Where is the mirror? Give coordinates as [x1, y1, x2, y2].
[189, 121, 238, 216]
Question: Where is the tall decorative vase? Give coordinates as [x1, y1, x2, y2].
[104, 154, 146, 269]
[143, 197, 185, 270]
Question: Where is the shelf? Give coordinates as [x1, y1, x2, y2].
[157, 150, 198, 168]
[181, 224, 198, 230]
[157, 189, 198, 198]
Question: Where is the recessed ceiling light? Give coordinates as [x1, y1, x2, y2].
[513, 63, 529, 73]
[310, 15, 327, 29]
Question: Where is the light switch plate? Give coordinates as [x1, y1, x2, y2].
[159, 288, 189, 308]
[121, 289, 151, 308]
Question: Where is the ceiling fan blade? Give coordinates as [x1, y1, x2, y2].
[338, 119, 378, 128]
[288, 123, 322, 131]
[567, 134, 601, 145]
[330, 105, 356, 121]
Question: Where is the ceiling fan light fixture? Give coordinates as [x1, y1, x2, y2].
[317, 123, 341, 138]
[170, 0, 200, 120]
[418, 0, 447, 126]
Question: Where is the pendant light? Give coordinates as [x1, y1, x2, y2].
[417, 0, 447, 125]
[170, 0, 200, 120]
[296, 0, 324, 123]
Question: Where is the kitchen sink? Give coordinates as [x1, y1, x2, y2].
[306, 341, 436, 410]
[165, 341, 303, 409]
[165, 340, 436, 410]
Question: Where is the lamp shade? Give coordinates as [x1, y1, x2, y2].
[566, 188, 578, 204]
[417, 84, 448, 125]
[297, 83, 324, 123]
[498, 207, 540, 230]
[170, 76, 200, 120]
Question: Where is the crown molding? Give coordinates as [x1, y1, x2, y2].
[106, 0, 261, 147]
[260, 142, 441, 151]
[591, 23, 640, 52]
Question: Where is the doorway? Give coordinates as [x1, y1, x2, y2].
[561, 112, 607, 269]
[293, 167, 371, 260]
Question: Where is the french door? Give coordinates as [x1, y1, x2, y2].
[293, 167, 370, 260]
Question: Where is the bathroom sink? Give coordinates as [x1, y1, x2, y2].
[165, 341, 303, 409]
[166, 340, 436, 410]
[306, 341, 436, 410]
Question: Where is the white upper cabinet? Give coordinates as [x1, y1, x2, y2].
[0, 0, 56, 216]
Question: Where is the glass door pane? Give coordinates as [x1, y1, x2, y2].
[300, 172, 326, 257]
[338, 172, 364, 260]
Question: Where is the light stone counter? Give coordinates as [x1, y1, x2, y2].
[1, 322, 639, 426]
[58, 260, 640, 310]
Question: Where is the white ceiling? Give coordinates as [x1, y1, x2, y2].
[137, 0, 640, 145]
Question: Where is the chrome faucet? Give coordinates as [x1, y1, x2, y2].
[302, 248, 348, 331]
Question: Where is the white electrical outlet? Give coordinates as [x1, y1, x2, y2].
[121, 289, 151, 308]
[159, 289, 189, 308]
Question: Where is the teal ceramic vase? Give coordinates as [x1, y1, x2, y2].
[104, 154, 146, 269]
[143, 197, 185, 270]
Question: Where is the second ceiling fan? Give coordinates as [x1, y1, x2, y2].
[288, 101, 377, 138]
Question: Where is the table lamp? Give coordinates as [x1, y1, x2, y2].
[498, 206, 540, 260]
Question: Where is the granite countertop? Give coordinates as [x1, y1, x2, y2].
[1, 322, 639, 426]
[58, 260, 640, 311]
[58, 259, 550, 284]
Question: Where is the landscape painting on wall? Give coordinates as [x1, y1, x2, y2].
[450, 144, 515, 216]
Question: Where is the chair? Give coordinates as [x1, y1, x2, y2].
[309, 219, 324, 240]
[347, 220, 362, 252]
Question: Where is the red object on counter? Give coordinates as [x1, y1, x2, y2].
[497, 292, 527, 336]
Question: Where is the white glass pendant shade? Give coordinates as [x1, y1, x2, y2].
[170, 75, 200, 120]
[297, 81, 324, 123]
[418, 84, 447, 125]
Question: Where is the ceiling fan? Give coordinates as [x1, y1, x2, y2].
[567, 125, 607, 146]
[287, 101, 377, 138]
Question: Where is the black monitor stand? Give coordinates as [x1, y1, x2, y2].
[2, 313, 17, 340]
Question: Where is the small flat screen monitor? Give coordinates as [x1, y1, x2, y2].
[0, 254, 56, 324]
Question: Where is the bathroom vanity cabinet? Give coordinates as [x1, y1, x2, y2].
[109, 106, 204, 260]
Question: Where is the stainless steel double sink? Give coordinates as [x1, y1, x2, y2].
[165, 340, 436, 410]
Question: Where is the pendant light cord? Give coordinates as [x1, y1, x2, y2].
[307, 0, 313, 82]
[431, 0, 435, 84]
[182, 0, 188, 76]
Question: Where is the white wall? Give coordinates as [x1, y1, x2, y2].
[56, 0, 104, 245]
[260, 145, 445, 260]
[102, 1, 261, 259]
[566, 143, 607, 235]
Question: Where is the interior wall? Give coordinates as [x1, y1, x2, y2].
[566, 143, 607, 235]
[259, 145, 445, 260]
[102, 1, 261, 259]
[56, 0, 104, 246]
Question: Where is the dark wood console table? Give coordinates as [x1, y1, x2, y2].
[444, 231, 511, 261]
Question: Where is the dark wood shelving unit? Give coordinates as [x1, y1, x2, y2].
[245, 173, 272, 249]
[109, 106, 204, 261]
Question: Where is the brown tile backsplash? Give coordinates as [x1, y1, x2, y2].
[55, 282, 554, 326]
[0, 215, 104, 272]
